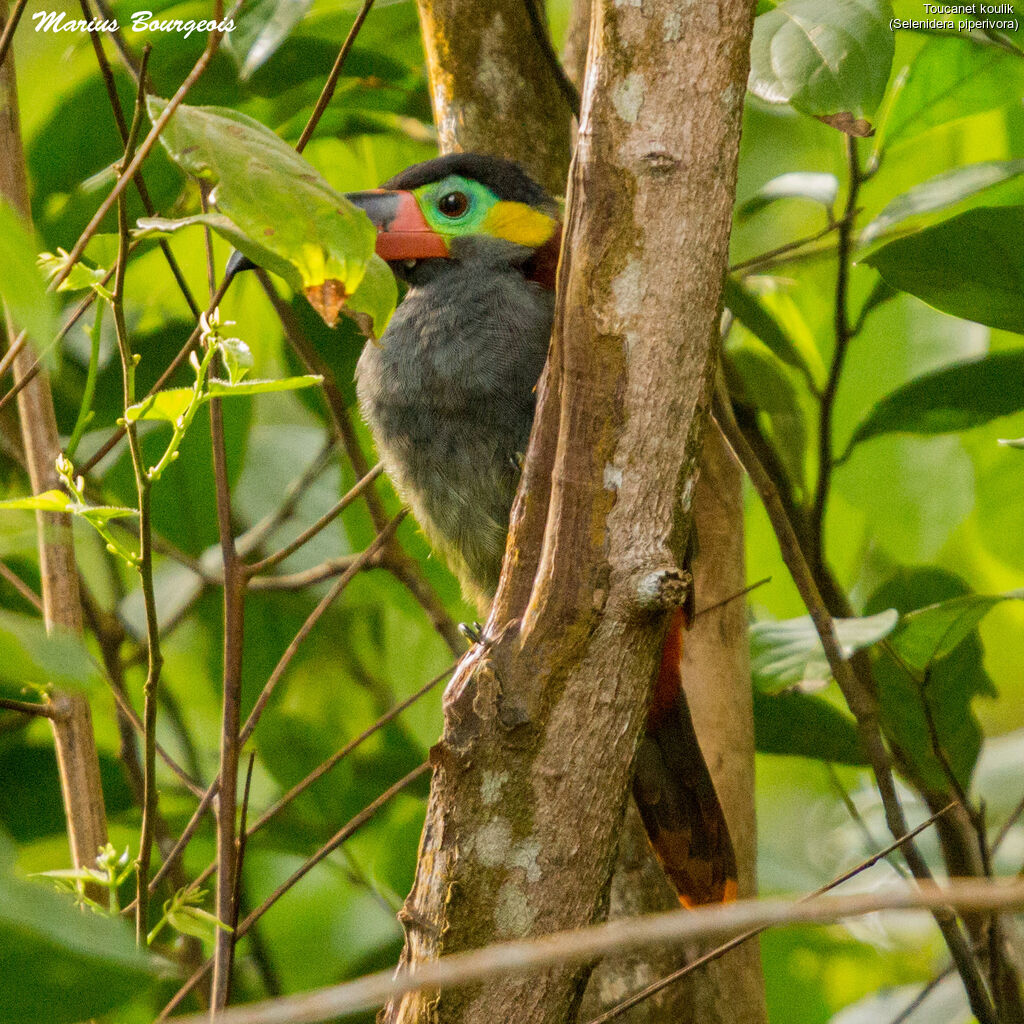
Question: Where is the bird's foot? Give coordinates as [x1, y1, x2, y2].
[458, 621, 486, 646]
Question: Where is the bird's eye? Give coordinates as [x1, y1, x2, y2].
[437, 191, 470, 218]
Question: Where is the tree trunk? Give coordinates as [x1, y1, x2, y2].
[0, 0, 109, 879]
[382, 3, 755, 1023]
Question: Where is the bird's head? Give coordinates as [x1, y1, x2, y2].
[345, 153, 561, 287]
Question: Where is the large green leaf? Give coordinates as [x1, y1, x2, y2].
[0, 611, 103, 692]
[125, 375, 322, 421]
[844, 350, 1024, 453]
[750, 610, 898, 694]
[861, 207, 1024, 333]
[860, 160, 1024, 244]
[737, 172, 839, 220]
[147, 98, 396, 332]
[868, 569, 999, 792]
[749, 0, 894, 120]
[0, 202, 56, 349]
[753, 690, 867, 765]
[0, 868, 160, 1024]
[885, 35, 1024, 146]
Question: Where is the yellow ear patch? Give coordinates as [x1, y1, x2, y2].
[482, 201, 558, 248]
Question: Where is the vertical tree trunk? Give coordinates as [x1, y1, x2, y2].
[0, 1, 109, 876]
[383, 3, 755, 1023]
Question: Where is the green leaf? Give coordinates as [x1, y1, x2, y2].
[125, 386, 195, 423]
[0, 202, 56, 349]
[890, 590, 1024, 673]
[0, 489, 71, 512]
[0, 611, 104, 692]
[861, 161, 1024, 245]
[0, 870, 160, 1024]
[221, 336, 254, 384]
[148, 98, 390, 328]
[844, 350, 1024, 453]
[885, 36, 1024, 146]
[723, 277, 817, 387]
[37, 250, 108, 293]
[738, 172, 839, 219]
[748, 0, 894, 120]
[999, 436, 1024, 449]
[753, 690, 867, 765]
[861, 207, 1024, 333]
[750, 610, 898, 694]
[340, 253, 399, 341]
[227, 0, 313, 79]
[77, 505, 139, 525]
[867, 569, 999, 791]
[206, 374, 323, 398]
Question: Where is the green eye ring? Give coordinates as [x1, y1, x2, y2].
[437, 190, 470, 218]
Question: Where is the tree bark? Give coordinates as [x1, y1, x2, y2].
[414, 0, 572, 195]
[0, 0, 108, 877]
[383, 3, 755, 1023]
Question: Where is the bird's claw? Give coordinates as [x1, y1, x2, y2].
[459, 621, 485, 646]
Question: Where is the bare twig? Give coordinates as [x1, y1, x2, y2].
[107, 49, 164, 942]
[245, 464, 383, 576]
[728, 222, 840, 274]
[295, 0, 376, 152]
[0, 558, 42, 611]
[156, 764, 430, 1022]
[0, 0, 27, 69]
[210, 391, 246, 1011]
[523, 0, 581, 118]
[169, 879, 1024, 1024]
[48, 0, 236, 293]
[811, 137, 860, 569]
[0, 696, 57, 718]
[239, 511, 406, 747]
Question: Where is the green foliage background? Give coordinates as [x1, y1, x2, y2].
[2, 0, 1024, 1021]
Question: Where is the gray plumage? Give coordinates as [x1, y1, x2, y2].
[356, 235, 553, 609]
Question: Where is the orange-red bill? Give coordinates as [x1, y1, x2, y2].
[344, 189, 450, 261]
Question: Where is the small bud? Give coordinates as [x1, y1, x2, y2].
[132, 353, 141, 365]
[76, 476, 85, 493]
[189, 351, 201, 373]
[106, 543, 117, 554]
[170, 450, 180, 461]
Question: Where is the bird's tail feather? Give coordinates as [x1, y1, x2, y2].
[632, 608, 739, 907]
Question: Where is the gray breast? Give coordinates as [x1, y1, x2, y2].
[356, 263, 554, 606]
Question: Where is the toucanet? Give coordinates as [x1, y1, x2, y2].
[237, 152, 738, 907]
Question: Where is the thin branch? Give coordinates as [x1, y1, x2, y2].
[811, 137, 860, 569]
[210, 390, 246, 1012]
[79, 273, 233, 474]
[0, 558, 42, 611]
[108, 49, 163, 942]
[0, 696, 57, 718]
[0, 0, 27, 69]
[245, 463, 383, 576]
[0, 328, 27, 381]
[712, 378, 997, 1024]
[693, 576, 770, 619]
[295, 0, 376, 152]
[248, 555, 363, 591]
[523, 0, 581, 118]
[156, 764, 430, 1022]
[728, 222, 840, 274]
[78, 0, 201, 319]
[48, 0, 235, 293]
[168, 879, 1024, 1024]
[239, 511, 406, 748]
[587, 803, 955, 1024]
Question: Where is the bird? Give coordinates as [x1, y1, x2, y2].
[236, 152, 738, 907]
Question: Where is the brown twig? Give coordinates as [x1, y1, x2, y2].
[295, 0, 376, 152]
[209, 389, 246, 1011]
[169, 878, 1024, 1024]
[156, 764, 430, 1022]
[0, 558, 42, 611]
[0, 696, 57, 718]
[523, 0, 581, 119]
[0, 0, 27, 69]
[810, 137, 860, 570]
